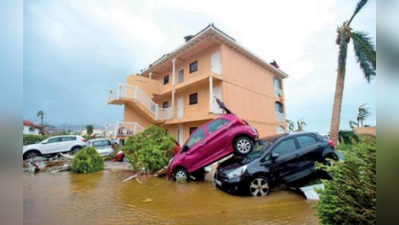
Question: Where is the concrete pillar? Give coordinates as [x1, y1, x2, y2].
[209, 77, 213, 113]
[171, 90, 176, 118]
[149, 72, 153, 79]
[172, 58, 176, 86]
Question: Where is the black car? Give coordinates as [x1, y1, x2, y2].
[214, 132, 338, 197]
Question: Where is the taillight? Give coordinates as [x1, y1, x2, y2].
[328, 139, 334, 148]
[82, 139, 86, 143]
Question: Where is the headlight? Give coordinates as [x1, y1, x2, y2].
[226, 165, 247, 179]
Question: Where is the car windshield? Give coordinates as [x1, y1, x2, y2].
[245, 139, 274, 160]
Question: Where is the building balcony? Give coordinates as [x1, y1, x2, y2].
[106, 122, 145, 138]
[108, 84, 173, 122]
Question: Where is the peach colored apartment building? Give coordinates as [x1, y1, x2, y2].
[108, 24, 288, 145]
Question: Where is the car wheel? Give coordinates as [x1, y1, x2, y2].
[234, 137, 254, 155]
[24, 151, 40, 160]
[173, 168, 189, 182]
[249, 176, 271, 197]
[72, 146, 82, 155]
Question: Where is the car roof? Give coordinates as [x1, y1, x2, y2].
[88, 138, 111, 142]
[260, 132, 320, 142]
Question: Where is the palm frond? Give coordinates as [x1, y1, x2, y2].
[349, 121, 359, 130]
[338, 130, 360, 145]
[348, 0, 369, 25]
[351, 31, 376, 82]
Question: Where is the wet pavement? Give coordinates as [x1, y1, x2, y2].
[23, 171, 319, 225]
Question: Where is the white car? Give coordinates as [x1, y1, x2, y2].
[86, 138, 114, 157]
[23, 135, 86, 160]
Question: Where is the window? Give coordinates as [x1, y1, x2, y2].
[207, 119, 229, 135]
[297, 135, 317, 148]
[178, 69, 184, 84]
[163, 101, 169, 109]
[47, 137, 61, 143]
[186, 127, 205, 148]
[189, 127, 198, 135]
[164, 75, 169, 85]
[62, 137, 77, 142]
[274, 77, 282, 89]
[272, 138, 297, 156]
[189, 93, 198, 105]
[93, 140, 111, 148]
[275, 102, 284, 113]
[29, 127, 35, 132]
[189, 61, 198, 73]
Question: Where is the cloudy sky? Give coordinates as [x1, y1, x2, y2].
[23, 0, 376, 132]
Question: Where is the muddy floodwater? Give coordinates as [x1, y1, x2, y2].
[24, 171, 318, 225]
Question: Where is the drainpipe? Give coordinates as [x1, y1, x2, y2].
[209, 77, 213, 113]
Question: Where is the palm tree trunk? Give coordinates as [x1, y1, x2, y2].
[330, 29, 348, 147]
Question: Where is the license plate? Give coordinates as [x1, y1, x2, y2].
[215, 179, 222, 186]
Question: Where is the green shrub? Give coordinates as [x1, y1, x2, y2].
[315, 142, 376, 225]
[23, 134, 48, 145]
[71, 147, 104, 174]
[122, 125, 174, 173]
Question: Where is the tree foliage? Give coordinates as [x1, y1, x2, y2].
[315, 142, 376, 225]
[338, 130, 360, 145]
[86, 125, 94, 135]
[122, 125, 174, 173]
[71, 147, 104, 174]
[23, 134, 48, 145]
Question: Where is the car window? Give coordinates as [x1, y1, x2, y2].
[186, 127, 206, 148]
[61, 137, 76, 142]
[93, 141, 104, 148]
[207, 119, 228, 135]
[297, 135, 317, 148]
[272, 138, 297, 156]
[104, 140, 111, 146]
[47, 137, 61, 143]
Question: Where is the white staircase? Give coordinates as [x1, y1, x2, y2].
[108, 122, 145, 138]
[108, 84, 173, 121]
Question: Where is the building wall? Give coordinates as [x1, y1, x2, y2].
[354, 126, 377, 137]
[126, 74, 160, 97]
[23, 126, 40, 135]
[123, 104, 153, 128]
[220, 44, 286, 137]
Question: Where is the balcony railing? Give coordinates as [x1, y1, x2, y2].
[111, 122, 145, 138]
[108, 84, 173, 121]
[276, 112, 285, 122]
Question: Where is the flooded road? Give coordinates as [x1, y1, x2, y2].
[24, 171, 318, 225]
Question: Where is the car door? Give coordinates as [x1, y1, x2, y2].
[295, 134, 320, 170]
[182, 127, 207, 172]
[41, 137, 62, 154]
[61, 136, 77, 152]
[203, 119, 230, 163]
[266, 138, 301, 183]
[92, 140, 105, 155]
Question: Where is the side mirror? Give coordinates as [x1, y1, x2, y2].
[182, 145, 189, 153]
[42, 141, 48, 145]
[271, 153, 280, 160]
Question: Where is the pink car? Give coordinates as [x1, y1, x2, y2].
[167, 99, 259, 181]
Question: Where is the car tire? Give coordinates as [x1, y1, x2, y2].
[24, 151, 41, 160]
[72, 146, 82, 155]
[249, 176, 271, 197]
[234, 137, 254, 156]
[173, 168, 189, 182]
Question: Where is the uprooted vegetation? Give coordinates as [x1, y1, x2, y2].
[122, 125, 175, 173]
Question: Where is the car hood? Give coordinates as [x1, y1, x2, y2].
[218, 156, 248, 172]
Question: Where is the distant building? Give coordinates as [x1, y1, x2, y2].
[78, 129, 105, 137]
[23, 120, 40, 135]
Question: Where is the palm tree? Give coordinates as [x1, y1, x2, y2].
[330, 0, 376, 146]
[286, 120, 295, 133]
[349, 120, 359, 130]
[297, 120, 307, 132]
[357, 103, 371, 127]
[37, 111, 44, 135]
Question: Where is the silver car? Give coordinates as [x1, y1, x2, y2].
[86, 138, 114, 157]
